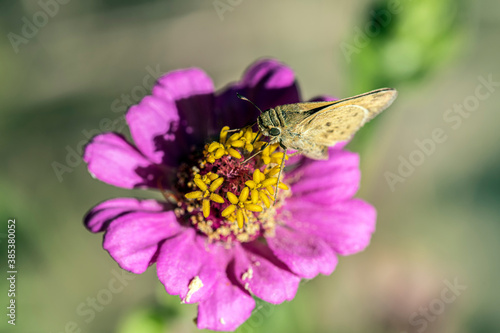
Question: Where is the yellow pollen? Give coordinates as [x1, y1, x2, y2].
[185, 174, 226, 218]
[261, 143, 289, 165]
[181, 125, 289, 238]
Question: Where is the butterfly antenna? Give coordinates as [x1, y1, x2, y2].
[237, 93, 263, 113]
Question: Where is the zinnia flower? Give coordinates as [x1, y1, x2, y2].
[83, 59, 376, 331]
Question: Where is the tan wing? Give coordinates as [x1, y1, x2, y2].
[302, 145, 329, 160]
[328, 88, 398, 121]
[297, 88, 397, 146]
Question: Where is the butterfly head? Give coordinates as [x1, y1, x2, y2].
[257, 110, 282, 140]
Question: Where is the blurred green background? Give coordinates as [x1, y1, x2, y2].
[1, 0, 499, 332]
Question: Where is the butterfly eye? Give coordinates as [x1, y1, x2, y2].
[269, 127, 281, 136]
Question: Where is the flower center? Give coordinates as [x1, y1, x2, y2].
[173, 126, 290, 244]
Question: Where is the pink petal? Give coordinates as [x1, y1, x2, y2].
[126, 95, 180, 165]
[283, 199, 376, 256]
[152, 68, 216, 146]
[103, 210, 182, 274]
[287, 148, 360, 205]
[241, 59, 297, 93]
[233, 242, 301, 304]
[83, 133, 163, 189]
[85, 198, 166, 233]
[267, 226, 337, 279]
[215, 59, 301, 129]
[197, 276, 255, 331]
[156, 229, 218, 304]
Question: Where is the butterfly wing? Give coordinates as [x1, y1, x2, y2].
[330, 88, 398, 121]
[297, 88, 397, 146]
[301, 145, 329, 160]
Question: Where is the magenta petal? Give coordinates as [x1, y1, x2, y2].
[284, 199, 376, 256]
[85, 198, 166, 233]
[215, 59, 301, 129]
[126, 95, 180, 165]
[233, 242, 301, 304]
[197, 276, 255, 331]
[241, 59, 296, 93]
[154, 68, 214, 102]
[267, 226, 337, 279]
[152, 68, 216, 147]
[287, 147, 360, 205]
[103, 210, 182, 274]
[156, 229, 218, 304]
[83, 133, 162, 189]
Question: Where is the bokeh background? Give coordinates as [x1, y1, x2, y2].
[1, 0, 499, 332]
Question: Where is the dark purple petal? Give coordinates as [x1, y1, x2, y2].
[267, 226, 337, 279]
[197, 276, 255, 331]
[156, 229, 218, 304]
[83, 133, 163, 189]
[215, 59, 301, 129]
[85, 198, 167, 233]
[103, 210, 182, 274]
[283, 199, 376, 256]
[152, 68, 216, 151]
[286, 147, 360, 205]
[232, 242, 301, 304]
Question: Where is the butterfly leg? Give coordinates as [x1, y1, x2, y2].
[273, 144, 287, 205]
[157, 177, 178, 204]
[243, 142, 269, 163]
[287, 151, 301, 157]
[251, 130, 261, 145]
